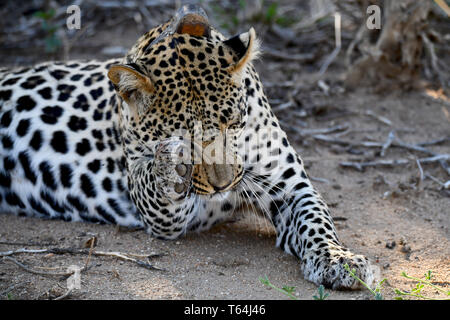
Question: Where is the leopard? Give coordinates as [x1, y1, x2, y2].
[0, 5, 375, 290]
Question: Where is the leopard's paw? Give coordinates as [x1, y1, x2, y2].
[153, 138, 192, 201]
[302, 245, 375, 290]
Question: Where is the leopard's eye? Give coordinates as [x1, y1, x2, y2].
[228, 122, 241, 130]
[227, 122, 244, 136]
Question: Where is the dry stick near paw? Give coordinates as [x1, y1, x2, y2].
[3, 256, 74, 277]
[1, 247, 165, 272]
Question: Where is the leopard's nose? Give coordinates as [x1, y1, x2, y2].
[203, 163, 234, 191]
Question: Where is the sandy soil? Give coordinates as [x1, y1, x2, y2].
[1, 85, 448, 300]
[0, 1, 449, 300]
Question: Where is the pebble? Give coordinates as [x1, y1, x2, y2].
[400, 245, 411, 253]
[385, 240, 396, 249]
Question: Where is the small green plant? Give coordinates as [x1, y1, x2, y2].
[259, 276, 330, 300]
[264, 2, 278, 24]
[313, 285, 329, 300]
[281, 285, 296, 295]
[343, 264, 386, 300]
[238, 0, 247, 10]
[261, 268, 449, 300]
[33, 8, 62, 53]
[259, 275, 298, 300]
[394, 270, 450, 300]
[210, 3, 238, 32]
[260, 2, 297, 27]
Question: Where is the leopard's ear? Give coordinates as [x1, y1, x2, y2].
[108, 64, 154, 102]
[223, 28, 260, 73]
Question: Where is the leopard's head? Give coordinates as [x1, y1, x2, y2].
[108, 5, 259, 195]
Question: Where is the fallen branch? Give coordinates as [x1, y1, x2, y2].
[1, 247, 165, 272]
[314, 131, 450, 174]
[309, 176, 331, 184]
[363, 110, 393, 126]
[273, 100, 295, 111]
[262, 47, 315, 62]
[53, 288, 73, 301]
[319, 12, 341, 75]
[439, 160, 450, 176]
[381, 130, 396, 157]
[340, 159, 409, 171]
[345, 22, 367, 67]
[421, 32, 445, 87]
[312, 134, 382, 148]
[263, 81, 302, 88]
[416, 157, 425, 188]
[0, 241, 58, 247]
[425, 173, 446, 187]
[0, 282, 26, 296]
[340, 155, 449, 171]
[298, 124, 350, 136]
[89, 250, 164, 271]
[0, 248, 48, 256]
[435, 0, 450, 16]
[3, 256, 76, 277]
[418, 136, 450, 147]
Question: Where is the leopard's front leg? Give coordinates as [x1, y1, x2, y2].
[243, 136, 375, 290]
[128, 137, 196, 239]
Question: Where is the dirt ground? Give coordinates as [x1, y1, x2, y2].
[0, 1, 449, 300]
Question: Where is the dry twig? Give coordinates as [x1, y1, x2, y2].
[416, 157, 425, 188]
[3, 256, 75, 277]
[299, 124, 350, 136]
[262, 47, 315, 62]
[363, 110, 393, 126]
[421, 32, 445, 87]
[53, 288, 73, 301]
[380, 130, 396, 157]
[340, 155, 449, 171]
[312, 130, 450, 175]
[1, 247, 165, 272]
[319, 12, 341, 75]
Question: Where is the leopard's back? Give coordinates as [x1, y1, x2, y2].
[0, 59, 141, 226]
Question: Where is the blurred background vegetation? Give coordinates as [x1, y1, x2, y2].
[1, 1, 449, 175]
[1, 2, 448, 300]
[0, 0, 448, 92]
